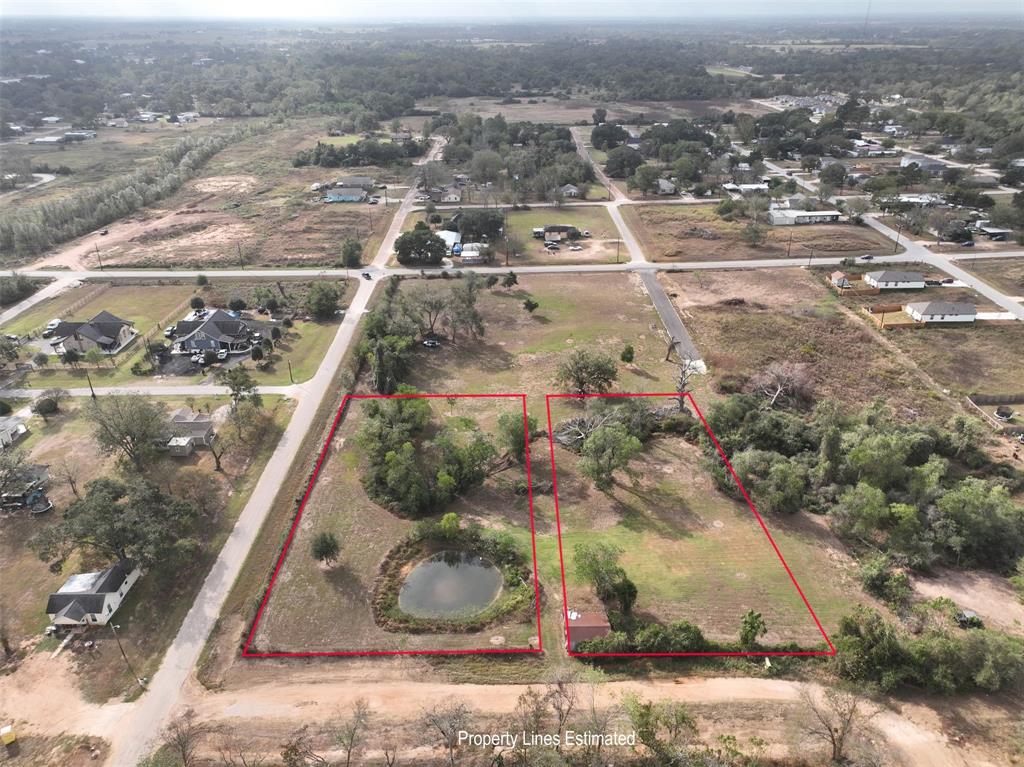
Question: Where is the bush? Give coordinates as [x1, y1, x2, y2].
[859, 555, 911, 608]
[0, 401, 10, 416]
[32, 397, 58, 416]
[196, 274, 208, 286]
[228, 298, 246, 311]
[190, 296, 205, 310]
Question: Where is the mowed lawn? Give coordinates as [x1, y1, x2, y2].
[251, 396, 539, 653]
[622, 203, 900, 262]
[542, 404, 857, 646]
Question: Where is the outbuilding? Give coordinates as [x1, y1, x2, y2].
[566, 608, 612, 650]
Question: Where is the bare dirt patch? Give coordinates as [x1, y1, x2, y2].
[192, 174, 258, 194]
[912, 569, 1024, 637]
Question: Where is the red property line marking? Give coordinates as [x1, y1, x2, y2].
[243, 392, 544, 658]
[545, 391, 836, 658]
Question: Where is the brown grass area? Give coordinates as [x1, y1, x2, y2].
[662, 268, 950, 419]
[960, 257, 1024, 299]
[623, 204, 899, 262]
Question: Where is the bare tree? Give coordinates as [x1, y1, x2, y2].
[423, 700, 471, 767]
[162, 709, 211, 767]
[336, 697, 373, 767]
[664, 339, 699, 413]
[280, 725, 326, 766]
[750, 361, 813, 408]
[799, 686, 876, 765]
[217, 731, 268, 766]
[546, 667, 580, 750]
[55, 458, 80, 499]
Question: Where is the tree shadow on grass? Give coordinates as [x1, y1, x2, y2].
[324, 560, 374, 605]
[613, 481, 701, 540]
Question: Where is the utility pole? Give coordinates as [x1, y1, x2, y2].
[287, 360, 294, 384]
[786, 229, 794, 258]
[893, 222, 903, 254]
[616, 238, 621, 264]
[85, 370, 96, 399]
[109, 624, 146, 688]
[94, 244, 104, 270]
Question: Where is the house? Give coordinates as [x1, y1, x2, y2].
[41, 116, 61, 124]
[829, 271, 852, 289]
[30, 136, 64, 145]
[900, 155, 946, 176]
[176, 112, 199, 123]
[566, 608, 611, 650]
[976, 226, 1013, 241]
[656, 178, 677, 196]
[52, 311, 136, 354]
[46, 560, 141, 627]
[166, 407, 216, 456]
[542, 224, 580, 242]
[63, 130, 96, 141]
[436, 230, 462, 254]
[0, 416, 29, 450]
[560, 183, 581, 198]
[904, 301, 977, 324]
[172, 309, 264, 354]
[323, 191, 366, 203]
[768, 209, 842, 226]
[430, 186, 462, 203]
[863, 270, 925, 290]
[335, 176, 376, 190]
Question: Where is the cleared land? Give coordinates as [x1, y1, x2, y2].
[623, 204, 899, 262]
[418, 96, 773, 123]
[1, 394, 292, 702]
[546, 399, 851, 646]
[249, 396, 539, 653]
[960, 257, 1024, 300]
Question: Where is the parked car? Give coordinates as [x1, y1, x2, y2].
[99, 229, 109, 236]
[190, 353, 203, 364]
[955, 610, 983, 629]
[545, 243, 560, 251]
[581, 230, 591, 237]
[368, 198, 379, 205]
[422, 339, 441, 348]
[42, 319, 61, 338]
[217, 349, 228, 361]
[960, 240, 975, 247]
[569, 244, 583, 251]
[163, 325, 176, 338]
[415, 195, 431, 202]
[941, 277, 955, 284]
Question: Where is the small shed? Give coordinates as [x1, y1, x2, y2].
[167, 436, 194, 457]
[566, 608, 612, 650]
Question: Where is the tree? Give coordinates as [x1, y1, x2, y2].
[555, 348, 618, 395]
[311, 531, 340, 566]
[336, 698, 372, 767]
[61, 348, 82, 368]
[0, 337, 17, 364]
[29, 477, 199, 571]
[620, 344, 635, 364]
[592, 107, 607, 125]
[470, 149, 503, 183]
[0, 449, 29, 497]
[501, 271, 518, 290]
[403, 283, 450, 336]
[250, 345, 264, 362]
[340, 238, 363, 268]
[422, 700, 471, 767]
[799, 686, 875, 765]
[87, 395, 168, 470]
[522, 297, 539, 314]
[486, 275, 499, 289]
[497, 410, 537, 462]
[162, 709, 210, 767]
[580, 423, 642, 491]
[741, 221, 766, 247]
[628, 164, 662, 198]
[32, 351, 49, 368]
[196, 274, 208, 286]
[216, 365, 262, 412]
[190, 296, 205, 310]
[394, 227, 446, 267]
[573, 541, 634, 610]
[305, 282, 340, 320]
[439, 511, 460, 539]
[280, 726, 326, 767]
[819, 163, 848, 190]
[604, 145, 643, 178]
[739, 609, 767, 649]
[844, 197, 869, 223]
[750, 361, 813, 407]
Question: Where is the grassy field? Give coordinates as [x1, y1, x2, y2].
[960, 257, 1024, 300]
[705, 65, 761, 79]
[544, 399, 858, 645]
[662, 268, 952, 420]
[250, 396, 539, 653]
[622, 204, 901, 262]
[1, 394, 293, 701]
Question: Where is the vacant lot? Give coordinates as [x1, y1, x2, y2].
[1, 394, 292, 701]
[662, 268, 951, 420]
[960, 257, 1024, 300]
[546, 397, 862, 646]
[250, 396, 539, 653]
[623, 204, 899, 262]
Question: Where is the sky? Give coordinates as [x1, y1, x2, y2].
[1, 0, 1022, 19]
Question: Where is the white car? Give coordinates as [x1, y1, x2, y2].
[42, 319, 61, 338]
[569, 244, 583, 251]
[416, 195, 431, 202]
[217, 349, 228, 361]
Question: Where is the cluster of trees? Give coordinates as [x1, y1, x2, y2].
[0, 274, 41, 307]
[427, 113, 594, 201]
[355, 392, 500, 518]
[700, 394, 1024, 576]
[293, 137, 427, 168]
[0, 120, 274, 261]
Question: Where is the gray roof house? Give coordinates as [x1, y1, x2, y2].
[904, 301, 977, 324]
[560, 183, 581, 198]
[335, 176, 376, 189]
[52, 311, 135, 354]
[46, 560, 141, 627]
[863, 271, 925, 290]
[656, 178, 677, 195]
[173, 309, 264, 353]
[166, 407, 216, 456]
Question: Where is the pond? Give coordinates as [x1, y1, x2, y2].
[398, 550, 503, 619]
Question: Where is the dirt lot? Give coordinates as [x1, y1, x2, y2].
[960, 257, 1024, 300]
[250, 396, 539, 653]
[661, 268, 951, 420]
[623, 204, 900, 262]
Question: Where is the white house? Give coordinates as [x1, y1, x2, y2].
[0, 417, 29, 450]
[768, 209, 842, 226]
[863, 270, 925, 290]
[560, 183, 581, 198]
[656, 178, 677, 195]
[904, 301, 977, 324]
[436, 230, 462, 254]
[46, 560, 141, 627]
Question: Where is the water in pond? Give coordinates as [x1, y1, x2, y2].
[398, 550, 502, 619]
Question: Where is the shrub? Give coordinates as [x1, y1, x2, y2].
[32, 397, 58, 416]
[0, 400, 11, 415]
[196, 274, 208, 286]
[228, 298, 246, 311]
[190, 296, 205, 310]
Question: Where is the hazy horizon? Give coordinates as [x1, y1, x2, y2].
[2, 0, 1022, 20]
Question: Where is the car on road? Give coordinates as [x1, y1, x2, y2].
[415, 195, 431, 202]
[569, 244, 583, 251]
[41, 319, 61, 338]
[422, 339, 441, 348]
[99, 229, 109, 235]
[860, 254, 874, 261]
[362, 272, 372, 280]
[960, 240, 975, 247]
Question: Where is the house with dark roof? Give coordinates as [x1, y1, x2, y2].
[166, 407, 216, 456]
[904, 301, 977, 324]
[172, 309, 264, 354]
[46, 560, 141, 627]
[863, 270, 925, 290]
[52, 311, 136, 354]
